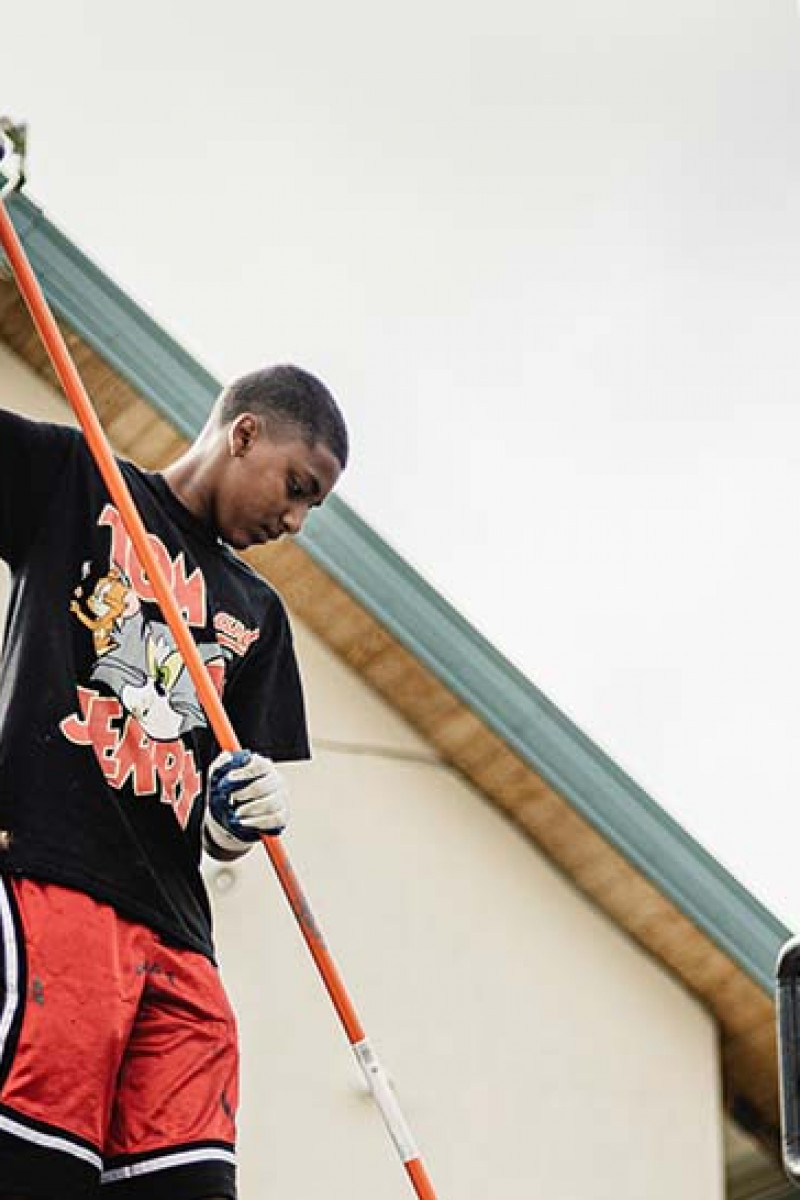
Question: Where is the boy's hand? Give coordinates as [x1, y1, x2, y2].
[204, 749, 289, 857]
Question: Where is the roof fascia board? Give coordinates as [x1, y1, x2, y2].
[3, 190, 789, 992]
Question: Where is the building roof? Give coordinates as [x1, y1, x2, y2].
[0, 185, 789, 1177]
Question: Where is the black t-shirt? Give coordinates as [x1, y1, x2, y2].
[0, 409, 310, 960]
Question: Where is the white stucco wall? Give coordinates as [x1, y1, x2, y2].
[0, 345, 725, 1198]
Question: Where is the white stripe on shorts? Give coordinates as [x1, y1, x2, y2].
[0, 1110, 103, 1170]
[0, 877, 20, 1066]
[101, 1144, 236, 1184]
[0, 880, 103, 1173]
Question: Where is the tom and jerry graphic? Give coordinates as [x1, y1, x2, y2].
[61, 504, 259, 827]
[70, 566, 137, 656]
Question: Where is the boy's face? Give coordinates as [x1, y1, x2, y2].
[215, 415, 342, 550]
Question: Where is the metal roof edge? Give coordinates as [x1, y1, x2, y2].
[4, 189, 789, 992]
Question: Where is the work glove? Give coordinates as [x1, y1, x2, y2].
[204, 749, 289, 857]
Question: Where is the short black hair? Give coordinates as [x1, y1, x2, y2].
[217, 364, 349, 468]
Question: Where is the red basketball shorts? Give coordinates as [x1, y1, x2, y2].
[0, 875, 239, 1199]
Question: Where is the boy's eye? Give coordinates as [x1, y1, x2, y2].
[287, 476, 304, 500]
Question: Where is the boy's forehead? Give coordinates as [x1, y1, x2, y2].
[300, 440, 342, 495]
[260, 427, 342, 493]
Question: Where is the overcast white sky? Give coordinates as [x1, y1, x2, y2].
[5, 0, 800, 926]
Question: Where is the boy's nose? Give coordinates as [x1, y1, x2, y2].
[282, 504, 306, 536]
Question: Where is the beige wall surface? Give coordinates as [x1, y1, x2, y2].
[0, 348, 724, 1199]
[219, 624, 724, 1200]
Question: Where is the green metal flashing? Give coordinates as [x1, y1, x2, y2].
[2, 189, 790, 994]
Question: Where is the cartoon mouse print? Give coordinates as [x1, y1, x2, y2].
[70, 567, 139, 656]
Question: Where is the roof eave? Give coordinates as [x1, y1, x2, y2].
[2, 186, 789, 995]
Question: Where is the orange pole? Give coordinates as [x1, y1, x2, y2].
[0, 187, 439, 1200]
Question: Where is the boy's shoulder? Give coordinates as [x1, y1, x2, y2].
[216, 544, 288, 616]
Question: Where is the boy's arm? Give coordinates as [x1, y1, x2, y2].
[202, 599, 310, 858]
[218, 599, 311, 765]
[0, 408, 78, 568]
[203, 749, 290, 860]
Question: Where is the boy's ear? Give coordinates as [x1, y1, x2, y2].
[228, 412, 260, 457]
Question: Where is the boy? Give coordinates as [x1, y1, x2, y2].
[0, 363, 347, 1200]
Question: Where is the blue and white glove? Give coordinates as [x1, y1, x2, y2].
[204, 749, 289, 858]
